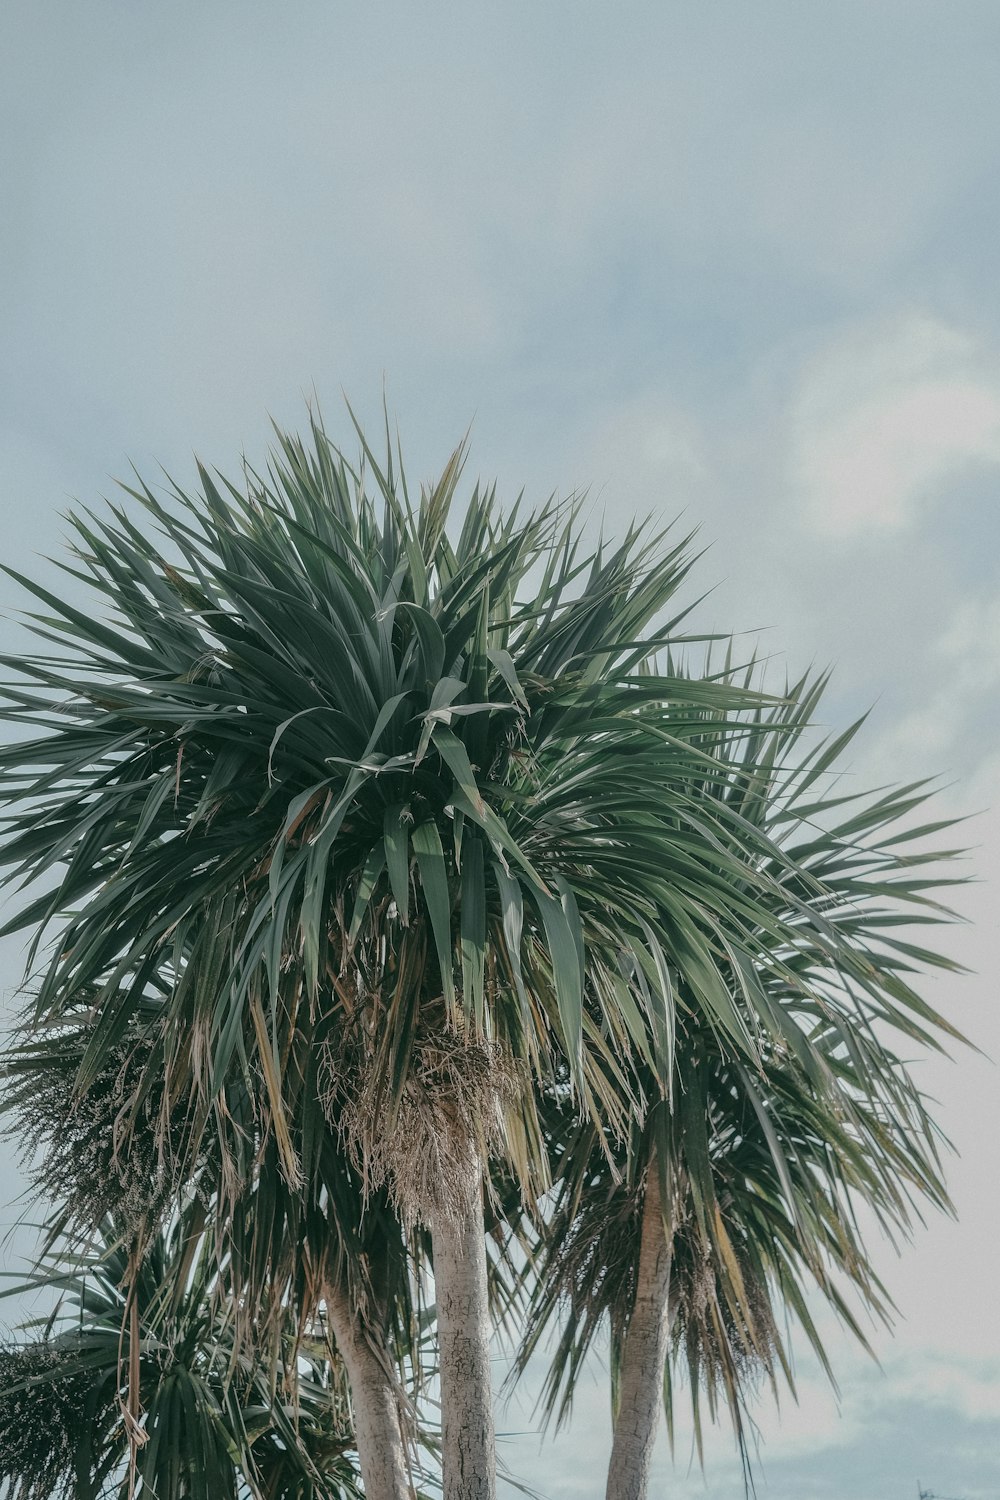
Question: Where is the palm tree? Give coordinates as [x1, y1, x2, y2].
[512, 666, 964, 1497]
[0, 412, 951, 1496]
[0, 992, 427, 1500]
[0, 1207, 373, 1500]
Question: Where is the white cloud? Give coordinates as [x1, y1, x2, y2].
[884, 1353, 1000, 1423]
[790, 316, 1000, 537]
[865, 591, 1000, 773]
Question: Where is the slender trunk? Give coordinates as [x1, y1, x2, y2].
[431, 1156, 497, 1500]
[328, 1287, 413, 1500]
[605, 1160, 673, 1500]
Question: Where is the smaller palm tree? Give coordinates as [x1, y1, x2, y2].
[0, 1208, 370, 1500]
[511, 662, 965, 1498]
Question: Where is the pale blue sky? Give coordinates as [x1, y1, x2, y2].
[1, 3, 999, 1496]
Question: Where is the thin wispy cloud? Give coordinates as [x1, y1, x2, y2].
[790, 315, 1000, 536]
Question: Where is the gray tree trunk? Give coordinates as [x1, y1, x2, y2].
[605, 1160, 674, 1500]
[431, 1157, 497, 1500]
[328, 1287, 413, 1500]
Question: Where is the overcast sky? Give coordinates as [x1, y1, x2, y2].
[2, 3, 999, 1496]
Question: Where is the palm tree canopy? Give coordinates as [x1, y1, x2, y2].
[0, 413, 845, 1211]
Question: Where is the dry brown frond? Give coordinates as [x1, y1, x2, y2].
[320, 1023, 520, 1230]
[669, 1206, 780, 1404]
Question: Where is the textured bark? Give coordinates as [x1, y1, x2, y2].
[431, 1159, 497, 1500]
[328, 1287, 413, 1500]
[605, 1161, 673, 1500]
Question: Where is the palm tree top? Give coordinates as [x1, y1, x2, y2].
[0, 415, 804, 1154]
[0, 409, 966, 1212]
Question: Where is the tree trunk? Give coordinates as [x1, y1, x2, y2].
[605, 1160, 673, 1500]
[328, 1287, 413, 1500]
[431, 1157, 497, 1500]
